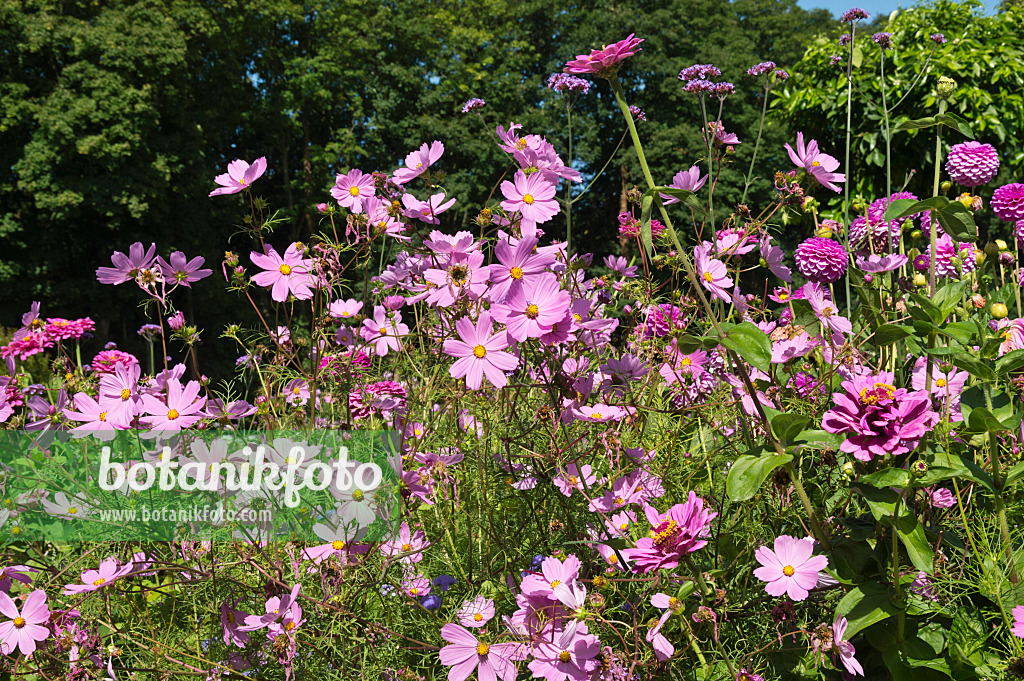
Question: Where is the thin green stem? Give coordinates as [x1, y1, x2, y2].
[842, 23, 856, 317]
[740, 87, 771, 206]
[565, 99, 573, 258]
[880, 51, 892, 219]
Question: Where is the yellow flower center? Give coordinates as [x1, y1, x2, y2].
[348, 186, 360, 197]
[402, 543, 411, 551]
[592, 412, 603, 420]
[614, 496, 624, 505]
[680, 358, 692, 366]
[936, 378, 946, 387]
[526, 304, 540, 318]
[568, 476, 579, 486]
[523, 193, 535, 205]
[811, 160, 821, 167]
[510, 266, 524, 279]
[285, 621, 296, 631]
[559, 651, 572, 663]
[68, 507, 78, 515]
[120, 388, 131, 400]
[293, 387, 301, 395]
[619, 522, 628, 530]
[474, 613, 483, 621]
[703, 271, 714, 282]
[332, 540, 346, 550]
[669, 597, 680, 609]
[477, 643, 489, 656]
[410, 587, 419, 596]
[13, 616, 25, 628]
[473, 345, 487, 358]
[859, 382, 896, 405]
[782, 565, 795, 577]
[353, 489, 364, 501]
[227, 612, 236, 624]
[550, 580, 561, 589]
[93, 578, 106, 586]
[608, 554, 618, 564]
[98, 412, 107, 422]
[380, 326, 388, 335]
[167, 409, 179, 420]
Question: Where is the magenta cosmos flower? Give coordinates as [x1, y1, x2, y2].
[140, 378, 207, 431]
[660, 165, 708, 204]
[360, 306, 409, 357]
[794, 237, 848, 283]
[785, 132, 845, 192]
[487, 235, 557, 302]
[622, 492, 717, 573]
[440, 623, 520, 681]
[830, 616, 864, 676]
[993, 183, 1024, 222]
[693, 245, 733, 302]
[331, 168, 376, 213]
[157, 251, 213, 287]
[209, 156, 267, 197]
[945, 141, 1000, 187]
[393, 140, 444, 185]
[500, 170, 560, 225]
[379, 521, 431, 564]
[96, 242, 157, 285]
[250, 243, 315, 302]
[821, 371, 939, 462]
[0, 589, 49, 656]
[563, 34, 644, 77]
[443, 311, 519, 390]
[753, 535, 828, 601]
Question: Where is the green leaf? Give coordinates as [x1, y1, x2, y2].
[874, 323, 912, 345]
[925, 347, 995, 382]
[718, 321, 772, 373]
[639, 193, 655, 258]
[837, 582, 900, 638]
[894, 116, 938, 132]
[935, 201, 977, 243]
[967, 406, 1021, 433]
[931, 279, 969, 319]
[771, 413, 811, 444]
[860, 468, 911, 488]
[881, 196, 948, 222]
[852, 484, 900, 520]
[852, 45, 863, 68]
[935, 112, 975, 139]
[896, 513, 934, 572]
[995, 348, 1024, 376]
[726, 452, 794, 501]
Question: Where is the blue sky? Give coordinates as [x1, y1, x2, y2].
[795, 0, 999, 17]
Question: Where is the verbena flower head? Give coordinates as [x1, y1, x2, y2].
[992, 183, 1024, 222]
[547, 73, 591, 94]
[563, 34, 644, 78]
[872, 32, 894, 50]
[629, 105, 647, 121]
[0, 589, 49, 656]
[461, 98, 485, 113]
[678, 64, 722, 82]
[747, 61, 776, 77]
[821, 371, 939, 461]
[209, 156, 267, 197]
[795, 237, 848, 283]
[683, 79, 715, 94]
[946, 141, 1000, 187]
[785, 132, 845, 192]
[839, 33, 852, 46]
[753, 535, 827, 601]
[930, 33, 946, 44]
[622, 492, 717, 573]
[840, 7, 870, 22]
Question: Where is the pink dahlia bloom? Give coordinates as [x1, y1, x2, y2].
[784, 132, 845, 192]
[993, 183, 1024, 222]
[848, 215, 899, 254]
[933, 233, 977, 279]
[821, 371, 939, 462]
[563, 34, 644, 76]
[753, 535, 828, 601]
[945, 141, 1000, 187]
[794, 237, 848, 283]
[622, 492, 717, 573]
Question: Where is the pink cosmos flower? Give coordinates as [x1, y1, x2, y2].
[527, 622, 603, 680]
[250, 243, 315, 302]
[623, 492, 717, 573]
[785, 132, 845, 192]
[754, 535, 827, 601]
[209, 156, 267, 197]
[563, 33, 644, 76]
[157, 251, 213, 287]
[693, 245, 733, 302]
[443, 311, 518, 390]
[64, 391, 130, 435]
[521, 554, 582, 600]
[379, 521, 431, 564]
[97, 362, 142, 425]
[1012, 605, 1024, 639]
[240, 584, 302, 635]
[328, 298, 363, 319]
[997, 319, 1024, 356]
[402, 192, 457, 224]
[553, 463, 597, 497]
[96, 242, 157, 285]
[393, 140, 445, 185]
[488, 235, 557, 302]
[573, 403, 625, 423]
[330, 168, 376, 213]
[140, 378, 207, 431]
[361, 306, 410, 357]
[500, 170, 560, 225]
[648, 593, 679, 661]
[439, 623, 520, 681]
[759, 236, 793, 281]
[660, 165, 708, 204]
[831, 616, 863, 676]
[423, 251, 490, 308]
[221, 600, 251, 648]
[492, 273, 570, 342]
[456, 596, 496, 628]
[63, 557, 134, 594]
[804, 282, 852, 337]
[0, 589, 49, 656]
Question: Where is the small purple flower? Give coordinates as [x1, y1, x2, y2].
[774, 69, 789, 82]
[461, 98, 485, 114]
[872, 32, 894, 50]
[711, 82, 735, 98]
[747, 61, 776, 77]
[930, 33, 946, 44]
[839, 33, 852, 46]
[830, 55, 842, 66]
[629, 105, 647, 121]
[547, 73, 591, 94]
[678, 64, 722, 82]
[157, 252, 213, 288]
[683, 79, 715, 94]
[840, 7, 870, 22]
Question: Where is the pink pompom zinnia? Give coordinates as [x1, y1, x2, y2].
[753, 535, 828, 601]
[794, 237, 848, 283]
[992, 183, 1024, 222]
[945, 141, 1000, 187]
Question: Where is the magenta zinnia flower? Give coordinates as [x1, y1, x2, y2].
[250, 243, 315, 302]
[821, 371, 939, 462]
[945, 141, 1000, 187]
[563, 34, 644, 77]
[993, 183, 1024, 222]
[439, 623, 520, 681]
[209, 156, 267, 197]
[443, 312, 518, 390]
[500, 170, 560, 225]
[794, 237, 848, 283]
[693, 245, 733, 302]
[330, 168, 375, 213]
[753, 535, 828, 601]
[0, 589, 49, 656]
[622, 492, 717, 573]
[785, 132, 845, 192]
